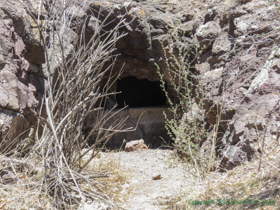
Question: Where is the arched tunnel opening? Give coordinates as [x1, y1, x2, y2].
[85, 76, 173, 149]
[116, 76, 167, 108]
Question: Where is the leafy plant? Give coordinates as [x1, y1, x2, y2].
[156, 24, 213, 178]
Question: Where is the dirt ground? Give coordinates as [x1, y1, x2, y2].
[96, 149, 198, 210]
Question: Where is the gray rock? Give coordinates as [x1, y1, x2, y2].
[0, 169, 18, 184]
[221, 146, 249, 170]
[195, 21, 221, 51]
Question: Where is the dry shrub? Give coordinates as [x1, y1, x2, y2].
[0, 0, 134, 209]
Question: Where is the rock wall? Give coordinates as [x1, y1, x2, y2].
[0, 0, 45, 149]
[193, 0, 280, 169]
[88, 0, 280, 169]
[84, 107, 172, 148]
[0, 0, 279, 169]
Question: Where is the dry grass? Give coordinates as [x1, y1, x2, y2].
[0, 155, 53, 209]
[82, 150, 134, 208]
[4, 0, 133, 208]
[169, 143, 280, 210]
[0, 151, 133, 209]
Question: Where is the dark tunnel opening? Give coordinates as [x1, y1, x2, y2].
[116, 76, 166, 108]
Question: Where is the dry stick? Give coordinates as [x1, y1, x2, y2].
[81, 104, 126, 147]
[188, 143, 201, 183]
[54, 38, 124, 133]
[206, 102, 222, 198]
[0, 129, 30, 154]
[262, 158, 280, 171]
[76, 116, 130, 170]
[77, 110, 144, 170]
[206, 124, 217, 193]
[258, 99, 280, 172]
[26, 0, 128, 207]
[45, 96, 84, 201]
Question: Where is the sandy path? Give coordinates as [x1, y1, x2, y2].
[105, 149, 191, 209]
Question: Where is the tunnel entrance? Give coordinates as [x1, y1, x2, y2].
[116, 76, 166, 108]
[85, 76, 172, 149]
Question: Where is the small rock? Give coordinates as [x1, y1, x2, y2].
[28, 63, 39, 73]
[96, 153, 102, 159]
[152, 174, 162, 180]
[125, 139, 148, 152]
[0, 169, 18, 184]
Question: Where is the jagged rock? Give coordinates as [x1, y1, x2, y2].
[0, 0, 44, 149]
[0, 1, 45, 65]
[65, 0, 280, 169]
[220, 146, 249, 170]
[0, 109, 30, 152]
[125, 139, 148, 152]
[212, 32, 231, 55]
[195, 21, 221, 51]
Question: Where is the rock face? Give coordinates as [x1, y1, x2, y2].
[193, 0, 280, 170]
[0, 0, 280, 170]
[85, 0, 180, 83]
[83, 0, 280, 169]
[0, 0, 45, 150]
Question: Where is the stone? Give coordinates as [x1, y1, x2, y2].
[0, 0, 44, 150]
[0, 169, 18, 184]
[152, 174, 162, 180]
[195, 62, 210, 75]
[195, 21, 221, 51]
[221, 146, 249, 170]
[212, 33, 231, 55]
[0, 109, 30, 152]
[125, 139, 148, 152]
[0, 0, 45, 65]
[272, 59, 280, 73]
[27, 63, 39, 74]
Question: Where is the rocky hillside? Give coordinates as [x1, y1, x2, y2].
[0, 0, 280, 209]
[1, 0, 279, 169]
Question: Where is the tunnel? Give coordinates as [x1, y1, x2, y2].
[85, 76, 172, 149]
[116, 76, 166, 108]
